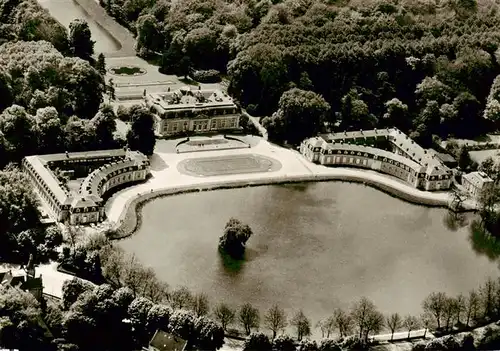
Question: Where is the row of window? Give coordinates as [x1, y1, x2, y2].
[161, 107, 238, 119]
[163, 118, 238, 133]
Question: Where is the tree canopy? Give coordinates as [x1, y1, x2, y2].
[218, 218, 253, 259]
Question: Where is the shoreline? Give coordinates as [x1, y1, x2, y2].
[108, 173, 475, 240]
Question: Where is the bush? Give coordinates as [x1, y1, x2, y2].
[191, 69, 221, 83]
[318, 339, 341, 351]
[117, 105, 130, 122]
[412, 342, 427, 351]
[246, 104, 258, 116]
[298, 340, 318, 351]
[477, 326, 500, 350]
[244, 332, 272, 351]
[272, 335, 296, 351]
[461, 333, 475, 350]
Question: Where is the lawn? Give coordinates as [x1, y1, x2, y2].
[110, 66, 145, 75]
[178, 154, 281, 176]
[469, 149, 500, 164]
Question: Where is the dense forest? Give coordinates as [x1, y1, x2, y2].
[101, 0, 500, 143]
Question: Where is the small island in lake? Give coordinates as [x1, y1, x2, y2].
[218, 218, 253, 260]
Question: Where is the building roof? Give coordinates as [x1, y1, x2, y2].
[24, 149, 149, 216]
[79, 151, 149, 199]
[320, 128, 392, 142]
[428, 149, 457, 164]
[323, 141, 424, 172]
[24, 155, 70, 205]
[146, 88, 237, 116]
[463, 171, 494, 188]
[24, 149, 129, 207]
[312, 127, 452, 177]
[37, 149, 127, 163]
[148, 330, 187, 351]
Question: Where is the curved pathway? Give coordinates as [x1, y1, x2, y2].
[104, 139, 477, 236]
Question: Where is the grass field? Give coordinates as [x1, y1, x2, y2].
[178, 154, 282, 177]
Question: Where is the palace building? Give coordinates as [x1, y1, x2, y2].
[23, 149, 150, 225]
[144, 86, 242, 136]
[300, 128, 453, 191]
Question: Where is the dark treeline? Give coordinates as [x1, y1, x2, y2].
[102, 0, 500, 144]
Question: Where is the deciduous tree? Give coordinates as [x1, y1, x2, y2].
[386, 313, 402, 341]
[126, 105, 156, 155]
[422, 292, 447, 329]
[239, 303, 260, 335]
[262, 88, 330, 144]
[264, 304, 287, 339]
[290, 310, 311, 341]
[69, 19, 95, 60]
[213, 303, 235, 331]
[192, 293, 210, 317]
[219, 218, 253, 259]
[403, 315, 419, 339]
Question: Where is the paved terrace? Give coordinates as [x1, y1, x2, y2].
[105, 138, 477, 229]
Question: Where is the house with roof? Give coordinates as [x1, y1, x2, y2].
[462, 171, 494, 198]
[145, 87, 241, 136]
[0, 255, 43, 302]
[300, 128, 453, 191]
[22, 149, 150, 225]
[142, 330, 187, 351]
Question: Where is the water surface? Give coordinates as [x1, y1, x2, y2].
[38, 0, 120, 53]
[119, 182, 499, 325]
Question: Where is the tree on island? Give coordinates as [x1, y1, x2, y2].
[218, 218, 253, 259]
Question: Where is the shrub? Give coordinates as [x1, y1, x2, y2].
[461, 333, 475, 350]
[244, 332, 272, 351]
[318, 339, 341, 351]
[117, 105, 130, 122]
[298, 339, 318, 351]
[273, 335, 296, 351]
[191, 69, 221, 83]
[246, 104, 258, 116]
[477, 326, 500, 350]
[412, 342, 427, 351]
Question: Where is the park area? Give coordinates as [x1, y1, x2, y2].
[177, 154, 282, 177]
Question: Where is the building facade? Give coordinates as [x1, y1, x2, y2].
[23, 149, 150, 225]
[300, 128, 453, 191]
[462, 171, 494, 198]
[145, 87, 241, 136]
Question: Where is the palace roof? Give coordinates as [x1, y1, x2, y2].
[308, 127, 452, 176]
[146, 88, 237, 114]
[24, 149, 148, 210]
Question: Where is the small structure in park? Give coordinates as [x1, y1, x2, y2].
[0, 255, 43, 302]
[143, 330, 187, 351]
[462, 171, 494, 198]
[300, 128, 453, 191]
[23, 149, 150, 225]
[144, 87, 241, 136]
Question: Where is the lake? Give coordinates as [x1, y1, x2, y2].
[37, 0, 120, 53]
[118, 182, 500, 329]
